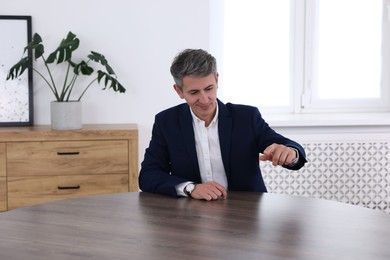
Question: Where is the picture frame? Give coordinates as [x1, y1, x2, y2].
[0, 15, 33, 126]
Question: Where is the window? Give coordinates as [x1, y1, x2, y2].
[215, 0, 387, 114]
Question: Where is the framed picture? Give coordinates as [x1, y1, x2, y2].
[0, 15, 33, 126]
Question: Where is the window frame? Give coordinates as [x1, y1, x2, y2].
[299, 0, 390, 114]
[212, 0, 390, 116]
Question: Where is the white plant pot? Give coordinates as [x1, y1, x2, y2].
[50, 101, 82, 130]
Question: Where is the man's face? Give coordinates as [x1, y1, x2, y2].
[174, 73, 218, 125]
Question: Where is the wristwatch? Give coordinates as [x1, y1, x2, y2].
[184, 183, 196, 197]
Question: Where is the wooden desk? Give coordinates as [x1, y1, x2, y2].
[0, 192, 389, 260]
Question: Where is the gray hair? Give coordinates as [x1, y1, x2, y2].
[170, 49, 217, 90]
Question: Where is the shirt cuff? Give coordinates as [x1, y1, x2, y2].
[285, 147, 299, 166]
[175, 181, 194, 197]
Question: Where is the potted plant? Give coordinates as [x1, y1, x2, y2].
[6, 31, 126, 130]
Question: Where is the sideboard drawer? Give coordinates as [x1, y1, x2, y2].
[7, 140, 129, 177]
[7, 174, 129, 209]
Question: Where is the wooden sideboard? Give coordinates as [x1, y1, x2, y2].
[0, 124, 138, 211]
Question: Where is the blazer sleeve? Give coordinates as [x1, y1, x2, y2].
[252, 108, 307, 170]
[138, 115, 187, 197]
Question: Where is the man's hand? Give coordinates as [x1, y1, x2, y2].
[191, 181, 227, 201]
[259, 143, 297, 166]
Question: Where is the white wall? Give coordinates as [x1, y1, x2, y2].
[2, 0, 211, 167]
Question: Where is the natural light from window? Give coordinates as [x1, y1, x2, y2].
[317, 0, 381, 99]
[221, 0, 384, 113]
[223, 0, 290, 108]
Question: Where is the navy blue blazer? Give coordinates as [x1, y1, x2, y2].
[139, 99, 307, 197]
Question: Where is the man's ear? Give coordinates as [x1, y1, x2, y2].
[173, 84, 185, 99]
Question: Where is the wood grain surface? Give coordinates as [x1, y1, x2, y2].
[0, 191, 389, 260]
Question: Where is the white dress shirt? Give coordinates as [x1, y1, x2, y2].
[176, 103, 228, 196]
[175, 102, 299, 196]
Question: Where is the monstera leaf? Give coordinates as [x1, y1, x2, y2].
[6, 33, 44, 80]
[97, 71, 126, 93]
[46, 32, 79, 64]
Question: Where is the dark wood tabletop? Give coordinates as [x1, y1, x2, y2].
[0, 191, 389, 260]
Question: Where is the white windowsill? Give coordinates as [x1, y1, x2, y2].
[264, 112, 390, 128]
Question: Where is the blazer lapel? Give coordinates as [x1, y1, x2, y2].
[217, 100, 232, 178]
[179, 105, 201, 181]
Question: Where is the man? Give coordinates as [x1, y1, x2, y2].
[139, 49, 307, 201]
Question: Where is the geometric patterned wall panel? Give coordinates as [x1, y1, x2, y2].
[262, 141, 390, 213]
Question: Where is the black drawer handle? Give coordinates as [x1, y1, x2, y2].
[57, 152, 80, 156]
[58, 185, 81, 190]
